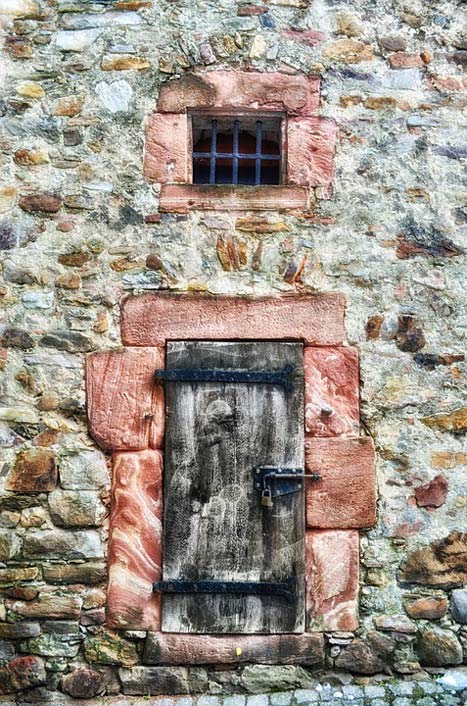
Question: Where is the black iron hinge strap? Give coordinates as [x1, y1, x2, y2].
[155, 363, 293, 392]
[153, 577, 296, 602]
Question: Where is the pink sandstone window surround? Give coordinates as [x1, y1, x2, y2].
[85, 293, 377, 654]
[144, 71, 337, 212]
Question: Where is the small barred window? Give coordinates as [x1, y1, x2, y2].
[191, 114, 282, 186]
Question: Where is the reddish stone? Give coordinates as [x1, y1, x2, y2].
[145, 113, 188, 183]
[4, 35, 33, 59]
[0, 656, 46, 694]
[143, 632, 325, 665]
[6, 448, 57, 492]
[306, 530, 359, 631]
[62, 667, 105, 699]
[121, 292, 346, 347]
[282, 29, 327, 46]
[395, 315, 426, 353]
[388, 52, 424, 69]
[159, 184, 309, 212]
[306, 437, 376, 529]
[85, 347, 164, 451]
[304, 346, 359, 437]
[365, 315, 384, 339]
[405, 596, 448, 620]
[414, 475, 448, 509]
[287, 117, 337, 187]
[238, 4, 267, 15]
[18, 193, 62, 213]
[107, 450, 162, 631]
[157, 71, 320, 116]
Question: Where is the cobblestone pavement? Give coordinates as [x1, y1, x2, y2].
[4, 672, 467, 706]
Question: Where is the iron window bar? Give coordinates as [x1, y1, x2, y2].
[193, 118, 281, 186]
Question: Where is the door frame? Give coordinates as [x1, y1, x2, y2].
[85, 293, 376, 661]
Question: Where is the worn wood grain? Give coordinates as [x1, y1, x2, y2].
[162, 341, 304, 633]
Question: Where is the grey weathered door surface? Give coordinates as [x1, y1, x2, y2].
[162, 341, 304, 633]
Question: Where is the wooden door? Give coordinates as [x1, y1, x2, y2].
[161, 341, 304, 633]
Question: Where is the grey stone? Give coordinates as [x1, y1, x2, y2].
[48, 489, 104, 527]
[269, 694, 289, 706]
[58, 450, 109, 490]
[22, 529, 104, 559]
[118, 666, 191, 695]
[55, 28, 103, 51]
[0, 529, 22, 561]
[224, 696, 246, 706]
[40, 330, 94, 353]
[122, 269, 163, 289]
[451, 589, 467, 624]
[383, 68, 422, 90]
[42, 621, 80, 635]
[363, 684, 386, 698]
[21, 633, 81, 657]
[247, 696, 270, 706]
[242, 666, 314, 694]
[0, 622, 40, 639]
[0, 220, 17, 249]
[21, 290, 54, 309]
[294, 689, 319, 703]
[438, 669, 467, 690]
[95, 80, 133, 113]
[60, 11, 142, 29]
[0, 640, 16, 665]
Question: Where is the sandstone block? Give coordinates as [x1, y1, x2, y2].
[145, 113, 188, 183]
[6, 588, 82, 619]
[157, 71, 320, 116]
[159, 184, 309, 212]
[22, 529, 104, 560]
[0, 622, 40, 639]
[18, 193, 61, 213]
[84, 630, 138, 666]
[107, 450, 162, 630]
[306, 530, 359, 631]
[373, 614, 417, 633]
[121, 293, 346, 347]
[418, 627, 463, 666]
[324, 39, 374, 63]
[0, 655, 46, 694]
[61, 666, 105, 699]
[42, 561, 106, 585]
[400, 532, 467, 589]
[6, 448, 56, 492]
[102, 54, 150, 70]
[306, 437, 376, 528]
[119, 666, 193, 695]
[86, 348, 164, 451]
[304, 346, 359, 437]
[404, 596, 448, 620]
[48, 489, 105, 527]
[59, 449, 109, 490]
[334, 632, 395, 675]
[144, 633, 324, 665]
[287, 117, 337, 187]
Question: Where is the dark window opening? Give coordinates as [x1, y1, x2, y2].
[192, 115, 282, 186]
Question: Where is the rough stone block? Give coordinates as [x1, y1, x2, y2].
[58, 449, 109, 490]
[118, 666, 192, 695]
[86, 347, 164, 451]
[306, 437, 376, 528]
[48, 489, 105, 527]
[6, 587, 82, 619]
[6, 448, 57, 492]
[159, 184, 309, 212]
[304, 346, 359, 437]
[306, 530, 359, 631]
[121, 293, 346, 347]
[143, 633, 325, 666]
[107, 450, 162, 631]
[287, 117, 337, 187]
[0, 655, 46, 695]
[157, 71, 320, 116]
[22, 529, 104, 560]
[145, 113, 188, 183]
[42, 561, 106, 585]
[84, 629, 138, 666]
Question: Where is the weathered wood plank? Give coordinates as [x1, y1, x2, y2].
[162, 341, 304, 633]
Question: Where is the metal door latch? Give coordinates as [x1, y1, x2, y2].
[254, 466, 321, 509]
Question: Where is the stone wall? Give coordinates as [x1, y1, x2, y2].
[0, 0, 466, 700]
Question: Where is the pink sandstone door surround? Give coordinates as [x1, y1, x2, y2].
[85, 292, 376, 660]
